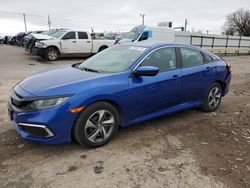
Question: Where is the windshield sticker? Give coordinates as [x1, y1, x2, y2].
[129, 46, 147, 51]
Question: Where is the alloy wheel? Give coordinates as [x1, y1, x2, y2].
[48, 51, 57, 60]
[84, 110, 115, 143]
[208, 86, 221, 108]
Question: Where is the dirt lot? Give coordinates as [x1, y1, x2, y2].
[0, 45, 249, 188]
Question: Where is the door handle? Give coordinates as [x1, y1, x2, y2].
[72, 41, 77, 43]
[86, 41, 91, 43]
[206, 67, 211, 70]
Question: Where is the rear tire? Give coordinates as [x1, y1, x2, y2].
[45, 47, 59, 61]
[201, 83, 222, 112]
[73, 102, 119, 148]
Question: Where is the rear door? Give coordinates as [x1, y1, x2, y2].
[75, 32, 92, 54]
[178, 47, 213, 103]
[128, 47, 182, 120]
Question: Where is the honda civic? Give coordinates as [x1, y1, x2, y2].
[8, 42, 231, 147]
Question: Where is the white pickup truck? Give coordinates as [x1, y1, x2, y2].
[35, 29, 115, 61]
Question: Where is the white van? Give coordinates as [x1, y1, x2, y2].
[117, 25, 175, 44]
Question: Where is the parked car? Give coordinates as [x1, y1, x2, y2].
[0, 36, 3, 44]
[3, 36, 13, 44]
[25, 29, 63, 53]
[103, 32, 118, 40]
[115, 32, 128, 42]
[8, 42, 231, 147]
[15, 32, 28, 46]
[10, 36, 17, 45]
[91, 32, 104, 39]
[117, 25, 175, 44]
[23, 31, 45, 47]
[34, 29, 115, 61]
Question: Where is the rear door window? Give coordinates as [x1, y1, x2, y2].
[78, 32, 88, 39]
[203, 53, 214, 63]
[180, 48, 203, 67]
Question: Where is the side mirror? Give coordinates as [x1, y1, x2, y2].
[133, 66, 159, 76]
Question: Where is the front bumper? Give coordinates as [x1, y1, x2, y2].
[7, 88, 78, 144]
[36, 48, 46, 57]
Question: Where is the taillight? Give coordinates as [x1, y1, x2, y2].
[221, 57, 231, 72]
[226, 62, 231, 72]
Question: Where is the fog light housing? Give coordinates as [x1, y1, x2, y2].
[18, 123, 54, 138]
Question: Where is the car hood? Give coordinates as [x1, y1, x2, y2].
[18, 65, 113, 96]
[118, 38, 133, 44]
[32, 33, 55, 40]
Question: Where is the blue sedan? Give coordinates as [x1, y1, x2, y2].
[8, 42, 231, 147]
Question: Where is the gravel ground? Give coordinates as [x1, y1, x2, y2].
[0, 45, 249, 188]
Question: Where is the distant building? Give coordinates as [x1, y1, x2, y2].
[158, 22, 172, 28]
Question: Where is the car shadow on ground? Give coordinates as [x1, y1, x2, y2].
[1, 108, 197, 163]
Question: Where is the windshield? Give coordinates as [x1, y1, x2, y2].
[119, 25, 146, 41]
[50, 30, 68, 38]
[78, 45, 148, 73]
[46, 30, 60, 36]
[40, 30, 58, 36]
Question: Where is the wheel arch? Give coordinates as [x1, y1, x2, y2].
[214, 80, 225, 94]
[89, 99, 124, 126]
[98, 45, 108, 52]
[47, 45, 61, 54]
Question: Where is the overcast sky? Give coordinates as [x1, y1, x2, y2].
[0, 0, 249, 35]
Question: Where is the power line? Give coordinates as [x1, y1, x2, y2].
[0, 10, 138, 26]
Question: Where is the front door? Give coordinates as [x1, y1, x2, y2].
[128, 47, 182, 121]
[60, 31, 78, 53]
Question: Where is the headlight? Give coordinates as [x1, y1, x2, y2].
[27, 97, 69, 110]
[35, 42, 47, 48]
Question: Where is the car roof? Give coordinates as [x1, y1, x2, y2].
[122, 41, 201, 50]
[120, 41, 219, 58]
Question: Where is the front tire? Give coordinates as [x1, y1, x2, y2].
[73, 102, 119, 148]
[45, 47, 59, 61]
[201, 83, 222, 112]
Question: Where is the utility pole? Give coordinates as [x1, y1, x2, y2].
[48, 15, 52, 30]
[184, 19, 188, 31]
[140, 14, 145, 25]
[23, 13, 27, 32]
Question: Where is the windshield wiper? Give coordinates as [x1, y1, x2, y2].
[81, 67, 99, 73]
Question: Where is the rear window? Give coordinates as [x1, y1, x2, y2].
[180, 48, 203, 67]
[203, 53, 214, 63]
